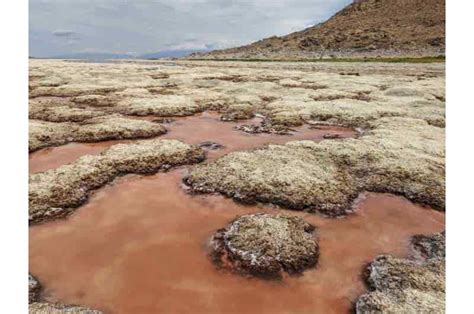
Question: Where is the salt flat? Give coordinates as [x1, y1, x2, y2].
[28, 59, 445, 313]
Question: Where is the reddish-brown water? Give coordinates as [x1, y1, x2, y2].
[29, 170, 444, 314]
[29, 112, 444, 313]
[28, 112, 356, 173]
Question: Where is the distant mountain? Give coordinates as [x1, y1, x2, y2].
[51, 52, 135, 60]
[49, 49, 211, 60]
[189, 0, 445, 60]
[140, 49, 211, 59]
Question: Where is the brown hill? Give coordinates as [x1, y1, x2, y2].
[190, 0, 445, 59]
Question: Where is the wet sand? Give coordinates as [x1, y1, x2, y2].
[28, 112, 356, 174]
[29, 168, 444, 314]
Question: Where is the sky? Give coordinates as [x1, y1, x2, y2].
[29, 0, 351, 57]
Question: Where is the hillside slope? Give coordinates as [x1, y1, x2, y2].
[190, 0, 445, 59]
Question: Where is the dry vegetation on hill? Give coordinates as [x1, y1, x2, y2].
[191, 0, 445, 59]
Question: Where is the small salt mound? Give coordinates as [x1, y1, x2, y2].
[210, 213, 319, 279]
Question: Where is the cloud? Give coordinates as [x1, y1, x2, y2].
[29, 0, 352, 57]
[52, 29, 77, 37]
